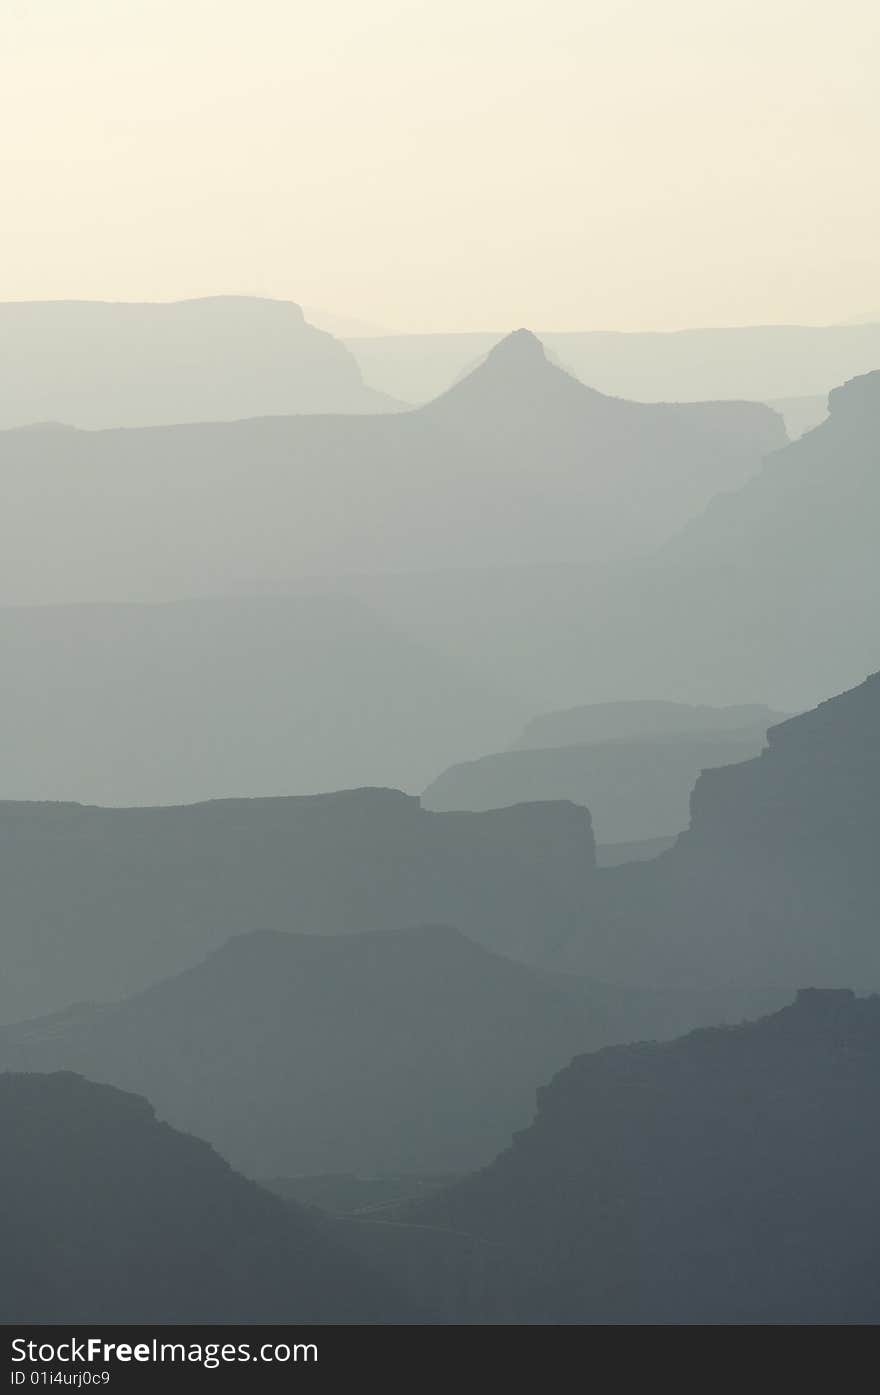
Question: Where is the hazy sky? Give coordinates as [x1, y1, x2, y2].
[2, 0, 878, 332]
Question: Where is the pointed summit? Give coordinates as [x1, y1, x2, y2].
[483, 327, 549, 367]
[418, 326, 599, 425]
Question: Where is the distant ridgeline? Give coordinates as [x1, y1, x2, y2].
[347, 367, 880, 717]
[423, 699, 786, 845]
[0, 328, 784, 607]
[8, 990, 880, 1324]
[2, 670, 879, 1025]
[346, 320, 880, 410]
[0, 926, 782, 1178]
[0, 296, 397, 427]
[4, 298, 880, 1330]
[0, 789, 592, 1022]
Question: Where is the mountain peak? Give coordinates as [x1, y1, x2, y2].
[483, 328, 548, 367]
[418, 326, 594, 421]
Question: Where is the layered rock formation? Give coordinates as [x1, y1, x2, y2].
[0, 330, 784, 606]
[423, 728, 772, 844]
[559, 671, 880, 990]
[0, 789, 592, 1021]
[1, 926, 781, 1177]
[351, 369, 880, 716]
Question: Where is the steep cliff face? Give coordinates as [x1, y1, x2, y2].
[412, 990, 880, 1323]
[686, 672, 880, 849]
[0, 789, 594, 1021]
[422, 727, 772, 844]
[559, 671, 880, 989]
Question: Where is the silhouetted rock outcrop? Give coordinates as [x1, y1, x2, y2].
[0, 926, 783, 1176]
[0, 1072, 407, 1323]
[0, 790, 591, 1021]
[411, 990, 880, 1323]
[557, 671, 880, 990]
[423, 727, 772, 844]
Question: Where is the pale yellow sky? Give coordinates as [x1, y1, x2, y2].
[1, 0, 878, 331]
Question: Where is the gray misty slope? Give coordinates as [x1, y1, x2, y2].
[349, 368, 880, 715]
[347, 320, 880, 412]
[0, 926, 782, 1177]
[0, 595, 527, 804]
[0, 329, 783, 608]
[5, 0, 880, 1334]
[1, 300, 879, 1331]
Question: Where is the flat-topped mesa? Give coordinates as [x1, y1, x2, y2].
[0, 295, 392, 427]
[0, 788, 595, 1021]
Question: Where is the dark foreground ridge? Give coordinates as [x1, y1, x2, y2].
[405, 989, 880, 1322]
[0, 1071, 409, 1323]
